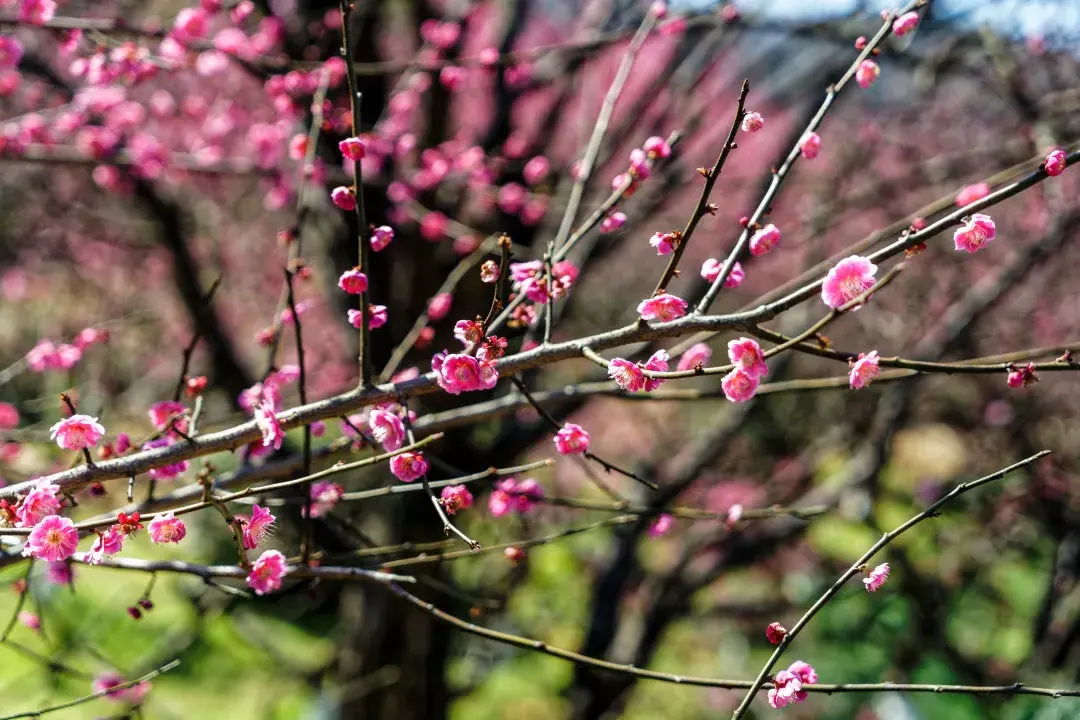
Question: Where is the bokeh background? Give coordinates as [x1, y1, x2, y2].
[1, 0, 1080, 718]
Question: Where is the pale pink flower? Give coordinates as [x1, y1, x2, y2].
[892, 11, 920, 36]
[22, 515, 79, 562]
[18, 611, 40, 630]
[799, 132, 821, 159]
[637, 293, 688, 322]
[453, 319, 484, 346]
[1045, 149, 1067, 177]
[849, 351, 880, 389]
[768, 669, 802, 709]
[721, 368, 758, 403]
[339, 136, 366, 161]
[254, 399, 284, 450]
[488, 485, 513, 517]
[50, 414, 105, 451]
[650, 1, 668, 19]
[390, 452, 429, 482]
[863, 562, 890, 592]
[92, 672, 151, 704]
[650, 231, 678, 255]
[955, 182, 989, 207]
[522, 155, 550, 185]
[600, 212, 627, 234]
[629, 148, 651, 180]
[247, 549, 287, 595]
[554, 423, 590, 455]
[643, 135, 672, 159]
[649, 513, 674, 537]
[427, 293, 453, 321]
[86, 527, 124, 564]
[440, 485, 473, 515]
[242, 505, 275, 549]
[371, 225, 394, 251]
[490, 478, 543, 516]
[338, 268, 368, 294]
[728, 338, 768, 379]
[749, 224, 781, 256]
[642, 350, 669, 391]
[309, 480, 343, 517]
[952, 213, 996, 253]
[766, 622, 787, 644]
[15, 479, 60, 528]
[608, 357, 646, 392]
[173, 7, 209, 40]
[821, 255, 877, 309]
[148, 512, 186, 544]
[26, 339, 57, 372]
[676, 343, 712, 372]
[741, 111, 764, 133]
[788, 660, 818, 687]
[855, 59, 880, 88]
[701, 258, 722, 283]
[480, 260, 500, 283]
[368, 408, 406, 451]
[148, 400, 186, 431]
[331, 186, 356, 210]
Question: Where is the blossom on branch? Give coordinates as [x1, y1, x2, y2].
[821, 255, 877, 309]
[50, 414, 105, 451]
[22, 515, 79, 562]
[247, 549, 287, 595]
[554, 423, 590, 455]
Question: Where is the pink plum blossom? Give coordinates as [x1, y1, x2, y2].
[440, 485, 474, 515]
[247, 549, 287, 595]
[18, 0, 56, 25]
[22, 515, 79, 562]
[608, 357, 646, 391]
[953, 213, 996, 253]
[348, 306, 388, 329]
[1045, 149, 1067, 176]
[86, 527, 124, 564]
[148, 512, 186, 544]
[338, 268, 368, 294]
[741, 111, 763, 133]
[50, 414, 105, 451]
[642, 350, 669, 391]
[955, 182, 989, 207]
[855, 59, 880, 88]
[863, 562, 890, 592]
[728, 338, 769, 379]
[254, 399, 284, 450]
[649, 514, 674, 537]
[1007, 362, 1038, 388]
[650, 231, 678, 255]
[390, 452, 429, 482]
[849, 351, 881, 389]
[676, 343, 712, 372]
[637, 293, 687, 322]
[339, 136, 366, 161]
[523, 155, 550, 185]
[643, 135, 672, 158]
[148, 400, 186, 431]
[371, 225, 395, 251]
[242, 505, 275, 549]
[600, 212, 627, 234]
[368, 408, 406, 451]
[821, 255, 877, 309]
[426, 293, 453, 321]
[766, 622, 787, 644]
[16, 479, 60, 528]
[309, 481, 344, 518]
[768, 669, 802, 709]
[0, 401, 18, 429]
[721, 368, 758, 403]
[892, 11, 920, 36]
[799, 132, 821, 159]
[331, 186, 356, 210]
[433, 352, 498, 394]
[92, 672, 151, 704]
[749, 224, 781, 256]
[554, 423, 590, 455]
[480, 260, 500, 282]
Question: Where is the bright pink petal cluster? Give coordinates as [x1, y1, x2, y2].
[741, 111, 764, 133]
[676, 343, 712, 372]
[609, 358, 646, 391]
[26, 339, 82, 372]
[242, 505, 275, 549]
[953, 213, 996, 253]
[86, 527, 124, 564]
[247, 549, 287, 595]
[339, 136, 366, 161]
[721, 368, 758, 403]
[148, 512, 187, 545]
[728, 338, 768, 378]
[254, 399, 285, 450]
[768, 661, 818, 709]
[863, 562, 890, 592]
[821, 255, 877, 309]
[368, 408, 406, 451]
[50, 414, 105, 451]
[855, 59, 879, 88]
[440, 484, 474, 515]
[554, 423, 590, 455]
[637, 293, 687, 322]
[92, 672, 151, 704]
[338, 267, 368, 294]
[1045, 149, 1067, 176]
[371, 225, 395, 251]
[892, 11, 920, 35]
[15, 479, 60, 528]
[489, 477, 545, 517]
[23, 515, 79, 562]
[749, 224, 781, 256]
[649, 231, 678, 255]
[849, 351, 880, 389]
[642, 350, 669, 391]
[799, 132, 821, 159]
[390, 452, 429, 482]
[433, 352, 498, 395]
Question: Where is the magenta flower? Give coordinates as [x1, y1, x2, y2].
[19, 611, 40, 630]
[309, 480, 344, 518]
[440, 485, 474, 515]
[247, 549, 287, 595]
[22, 515, 79, 562]
[510, 478, 545, 513]
[254, 399, 285, 450]
[855, 59, 880, 88]
[1007, 362, 1038, 388]
[637, 292, 688, 322]
[338, 268, 368, 294]
[390, 452, 429, 482]
[953, 213, 996, 253]
[339, 136, 366, 161]
[0, 36, 23, 69]
[649, 513, 674, 537]
[849, 351, 880, 389]
[608, 357, 646, 392]
[721, 368, 759, 403]
[765, 622, 787, 645]
[15, 479, 60, 528]
[488, 486, 513, 517]
[92, 672, 151, 704]
[368, 408, 406, 451]
[821, 255, 878, 309]
[434, 353, 498, 394]
[523, 155, 550, 185]
[50, 414, 105, 451]
[728, 338, 768, 379]
[642, 350, 669, 391]
[649, 231, 678, 255]
[1045, 149, 1067, 176]
[600, 212, 627, 234]
[86, 527, 124, 565]
[426, 292, 453, 321]
[554, 423, 590, 455]
[749, 223, 781, 256]
[629, 148, 651, 180]
[0, 402, 18, 430]
[676, 343, 712, 372]
[371, 225, 395, 251]
[18, 0, 57, 25]
[767, 669, 802, 709]
[892, 11, 920, 36]
[453, 320, 484, 346]
[347, 305, 389, 330]
[148, 512, 186, 545]
[863, 562, 890, 592]
[955, 182, 989, 207]
[242, 505, 275, 550]
[643, 135, 672, 159]
[148, 401, 187, 431]
[741, 111, 764, 133]
[331, 186, 356, 211]
[701, 258, 721, 282]
[799, 132, 821, 159]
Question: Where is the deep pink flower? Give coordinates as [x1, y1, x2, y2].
[390, 452, 429, 482]
[331, 186, 356, 210]
[728, 338, 768, 379]
[339, 136, 366, 161]
[115, 432, 131, 453]
[741, 111, 764, 133]
[955, 182, 990, 207]
[892, 11, 920, 36]
[821, 255, 878, 309]
[637, 293, 687, 322]
[642, 350, 669, 391]
[338, 268, 368, 294]
[494, 477, 544, 514]
[749, 224, 781, 256]
[347, 305, 389, 329]
[368, 408, 406, 451]
[788, 660, 818, 686]
[427, 293, 453, 321]
[148, 400, 186, 431]
[629, 148, 651, 180]
[148, 512, 186, 544]
[643, 135, 672, 159]
[849, 351, 880, 389]
[1045, 149, 1067, 176]
[0, 37, 24, 69]
[86, 527, 124, 564]
[600, 212, 627, 234]
[1007, 362, 1038, 388]
[650, 231, 678, 255]
[799, 132, 821, 159]
[554, 423, 590, 455]
[434, 353, 497, 394]
[16, 479, 61, 528]
[953, 213, 996, 253]
[765, 622, 787, 644]
[721, 368, 758, 403]
[254, 399, 284, 450]
[863, 562, 890, 592]
[440, 485, 473, 515]
[523, 155, 550, 185]
[0, 401, 17, 429]
[242, 504, 275, 549]
[50, 414, 105, 451]
[608, 357, 646, 392]
[92, 672, 151, 704]
[17, 0, 56, 25]
[649, 513, 674, 537]
[676, 343, 712, 372]
[22, 515, 79, 562]
[371, 225, 394, 251]
[309, 480, 344, 518]
[488, 486, 513, 517]
[420, 211, 448, 241]
[247, 549, 287, 595]
[855, 59, 880, 88]
[768, 669, 802, 709]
